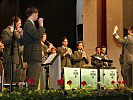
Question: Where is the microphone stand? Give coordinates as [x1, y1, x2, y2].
[9, 0, 21, 94]
[101, 61, 105, 88]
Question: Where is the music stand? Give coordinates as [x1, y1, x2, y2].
[41, 53, 60, 89]
[90, 56, 102, 85]
[91, 56, 113, 89]
[100, 59, 113, 87]
[101, 59, 113, 63]
[0, 60, 4, 92]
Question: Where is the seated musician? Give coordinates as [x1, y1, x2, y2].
[40, 33, 54, 90]
[50, 47, 57, 54]
[57, 37, 73, 74]
[73, 41, 89, 67]
[91, 46, 103, 67]
[100, 46, 112, 67]
[41, 33, 54, 63]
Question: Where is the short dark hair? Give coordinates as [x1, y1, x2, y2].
[26, 7, 38, 17]
[101, 46, 106, 49]
[128, 26, 133, 33]
[9, 16, 21, 26]
[95, 46, 101, 50]
[77, 41, 84, 47]
[61, 37, 68, 42]
[51, 47, 57, 51]
[42, 32, 47, 35]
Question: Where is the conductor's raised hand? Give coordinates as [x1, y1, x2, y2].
[114, 25, 118, 33]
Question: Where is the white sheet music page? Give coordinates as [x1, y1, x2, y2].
[43, 53, 57, 64]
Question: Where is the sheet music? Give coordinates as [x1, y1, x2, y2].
[43, 53, 57, 64]
[49, 55, 61, 89]
[95, 56, 102, 60]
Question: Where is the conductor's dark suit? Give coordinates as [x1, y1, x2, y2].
[113, 33, 133, 88]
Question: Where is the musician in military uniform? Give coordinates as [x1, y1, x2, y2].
[73, 41, 89, 67]
[41, 33, 54, 63]
[1, 16, 23, 82]
[91, 46, 103, 67]
[57, 37, 73, 73]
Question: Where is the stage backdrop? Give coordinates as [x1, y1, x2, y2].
[0, 0, 77, 50]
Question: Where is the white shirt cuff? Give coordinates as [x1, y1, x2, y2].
[113, 32, 116, 35]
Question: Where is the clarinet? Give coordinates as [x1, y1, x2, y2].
[45, 40, 50, 46]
